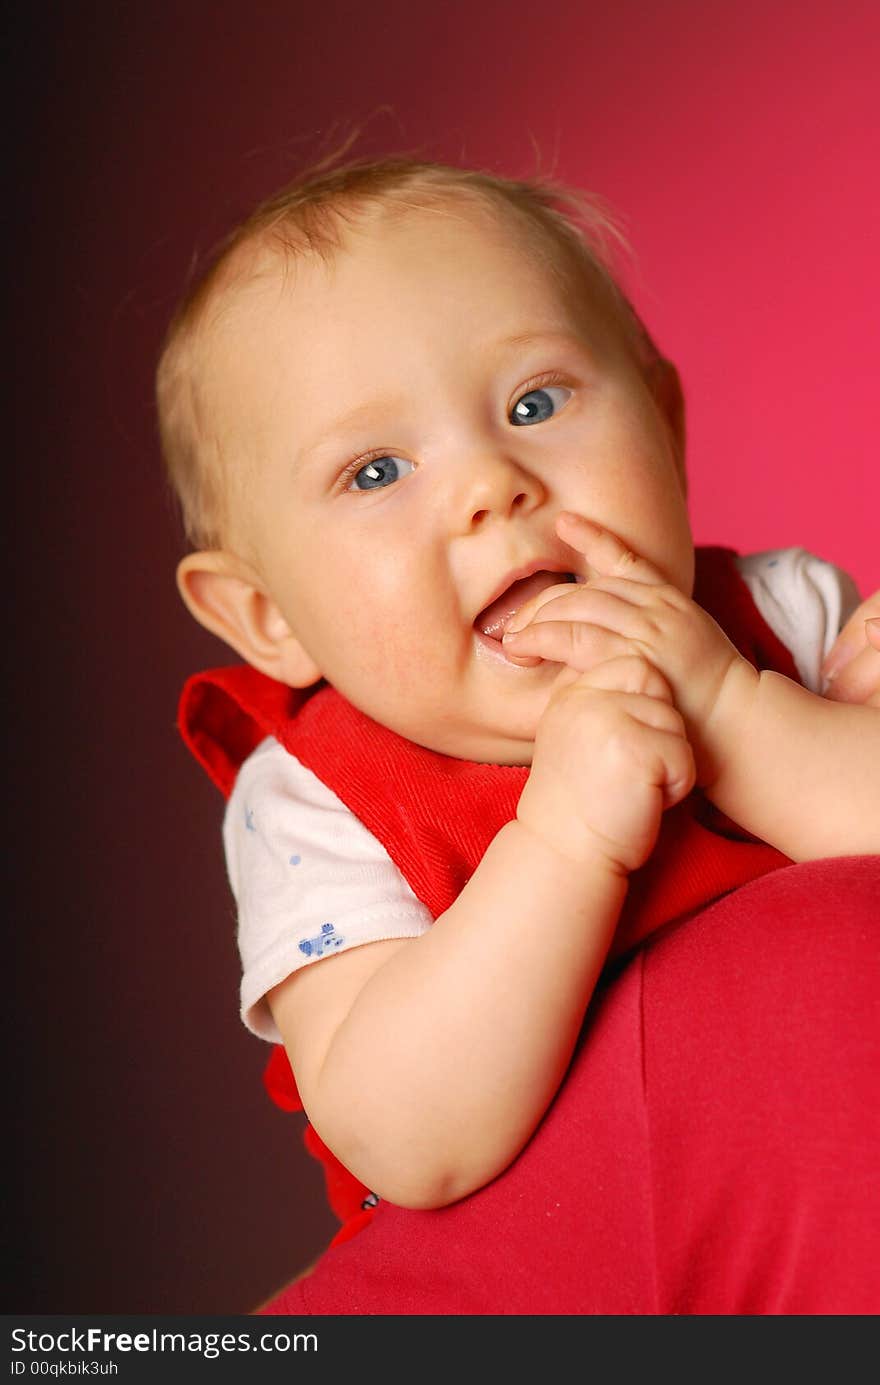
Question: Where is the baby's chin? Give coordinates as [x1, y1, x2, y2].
[367, 671, 561, 764]
[403, 714, 542, 767]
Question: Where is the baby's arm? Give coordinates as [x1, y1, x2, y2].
[700, 663, 879, 858]
[268, 656, 694, 1210]
[502, 516, 880, 862]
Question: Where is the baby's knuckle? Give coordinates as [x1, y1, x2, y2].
[620, 655, 662, 694]
[670, 742, 696, 786]
[658, 582, 689, 613]
[601, 711, 639, 759]
[545, 680, 595, 725]
[644, 666, 672, 700]
[614, 547, 638, 575]
[605, 654, 642, 689]
[658, 701, 685, 733]
[590, 657, 648, 700]
[565, 624, 585, 659]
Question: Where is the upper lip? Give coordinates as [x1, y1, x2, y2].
[473, 558, 576, 627]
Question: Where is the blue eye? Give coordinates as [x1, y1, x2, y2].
[510, 385, 571, 426]
[348, 455, 414, 491]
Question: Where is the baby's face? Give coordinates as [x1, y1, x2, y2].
[214, 204, 694, 763]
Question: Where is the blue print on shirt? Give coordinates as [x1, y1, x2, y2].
[299, 922, 345, 959]
[244, 806, 256, 832]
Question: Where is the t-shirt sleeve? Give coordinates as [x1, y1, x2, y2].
[735, 548, 862, 692]
[224, 738, 433, 1042]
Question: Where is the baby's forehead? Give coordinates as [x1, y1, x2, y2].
[217, 199, 597, 348]
[218, 194, 564, 305]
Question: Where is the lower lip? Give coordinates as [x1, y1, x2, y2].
[473, 629, 546, 667]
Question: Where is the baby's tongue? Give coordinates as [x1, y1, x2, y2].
[477, 571, 569, 640]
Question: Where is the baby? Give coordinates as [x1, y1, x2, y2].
[158, 158, 880, 1216]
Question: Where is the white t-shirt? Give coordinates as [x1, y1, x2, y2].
[225, 548, 861, 1041]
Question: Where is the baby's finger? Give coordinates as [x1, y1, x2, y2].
[652, 727, 697, 808]
[505, 585, 652, 640]
[599, 702, 693, 807]
[503, 619, 633, 671]
[823, 635, 880, 707]
[598, 689, 686, 739]
[556, 512, 666, 586]
[575, 655, 674, 702]
[822, 597, 880, 680]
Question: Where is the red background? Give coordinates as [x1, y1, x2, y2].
[9, 0, 878, 1312]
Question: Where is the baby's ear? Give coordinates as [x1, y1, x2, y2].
[647, 357, 687, 491]
[176, 550, 322, 688]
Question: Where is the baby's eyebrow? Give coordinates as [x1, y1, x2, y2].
[297, 394, 408, 466]
[498, 330, 579, 353]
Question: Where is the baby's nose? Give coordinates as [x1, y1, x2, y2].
[453, 450, 545, 529]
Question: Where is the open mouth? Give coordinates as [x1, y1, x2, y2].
[474, 570, 579, 643]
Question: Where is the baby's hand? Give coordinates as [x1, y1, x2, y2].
[517, 655, 695, 874]
[503, 514, 753, 786]
[822, 593, 880, 708]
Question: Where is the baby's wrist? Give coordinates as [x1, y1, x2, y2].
[511, 810, 631, 881]
[695, 655, 760, 790]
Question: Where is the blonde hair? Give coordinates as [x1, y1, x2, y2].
[156, 155, 661, 550]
